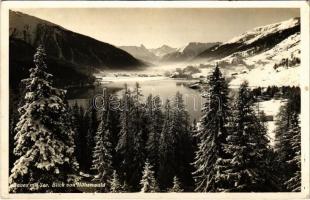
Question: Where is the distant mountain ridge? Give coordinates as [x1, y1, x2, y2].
[9, 11, 144, 69]
[149, 45, 177, 58]
[195, 18, 300, 61]
[119, 44, 159, 63]
[119, 43, 223, 64]
[9, 11, 145, 88]
[162, 42, 220, 62]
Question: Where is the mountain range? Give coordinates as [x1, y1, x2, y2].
[150, 45, 177, 58]
[9, 11, 144, 88]
[118, 44, 160, 63]
[162, 42, 221, 62]
[119, 42, 221, 63]
[9, 11, 300, 88]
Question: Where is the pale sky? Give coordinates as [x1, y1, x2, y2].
[16, 8, 299, 48]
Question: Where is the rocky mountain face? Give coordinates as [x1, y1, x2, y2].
[9, 11, 144, 88]
[162, 42, 220, 62]
[195, 18, 300, 62]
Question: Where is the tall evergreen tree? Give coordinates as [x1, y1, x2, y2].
[85, 106, 98, 172]
[219, 81, 272, 192]
[9, 46, 78, 192]
[91, 107, 113, 192]
[274, 91, 301, 191]
[146, 95, 163, 176]
[76, 106, 91, 172]
[9, 88, 24, 171]
[171, 92, 195, 190]
[193, 65, 231, 192]
[105, 94, 121, 172]
[140, 160, 158, 192]
[70, 102, 84, 170]
[130, 83, 147, 190]
[116, 84, 142, 191]
[158, 99, 176, 190]
[283, 112, 301, 191]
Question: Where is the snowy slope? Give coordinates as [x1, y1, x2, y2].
[226, 18, 300, 45]
[229, 32, 300, 87]
[196, 18, 300, 61]
[192, 18, 300, 87]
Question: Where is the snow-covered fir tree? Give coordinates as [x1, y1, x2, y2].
[170, 92, 195, 189]
[104, 93, 121, 165]
[130, 83, 147, 190]
[146, 95, 163, 176]
[158, 99, 176, 190]
[169, 176, 184, 192]
[9, 45, 78, 192]
[85, 106, 98, 172]
[91, 108, 113, 192]
[110, 170, 122, 193]
[283, 112, 301, 191]
[140, 160, 158, 192]
[274, 93, 301, 191]
[193, 65, 231, 192]
[116, 84, 134, 180]
[70, 102, 84, 170]
[219, 81, 271, 192]
[116, 84, 146, 191]
[75, 106, 91, 172]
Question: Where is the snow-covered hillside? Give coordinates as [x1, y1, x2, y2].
[226, 18, 300, 45]
[229, 32, 300, 87]
[194, 18, 300, 87]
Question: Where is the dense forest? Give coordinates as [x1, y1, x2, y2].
[9, 46, 301, 193]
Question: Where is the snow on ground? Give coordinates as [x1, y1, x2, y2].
[259, 99, 283, 116]
[266, 121, 277, 147]
[227, 32, 300, 87]
[246, 33, 300, 66]
[230, 65, 299, 87]
[258, 99, 284, 147]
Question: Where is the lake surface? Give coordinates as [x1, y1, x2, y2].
[68, 78, 205, 122]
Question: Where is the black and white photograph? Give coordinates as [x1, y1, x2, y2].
[0, 1, 309, 197]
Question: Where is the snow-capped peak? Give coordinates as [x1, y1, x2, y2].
[226, 17, 300, 45]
